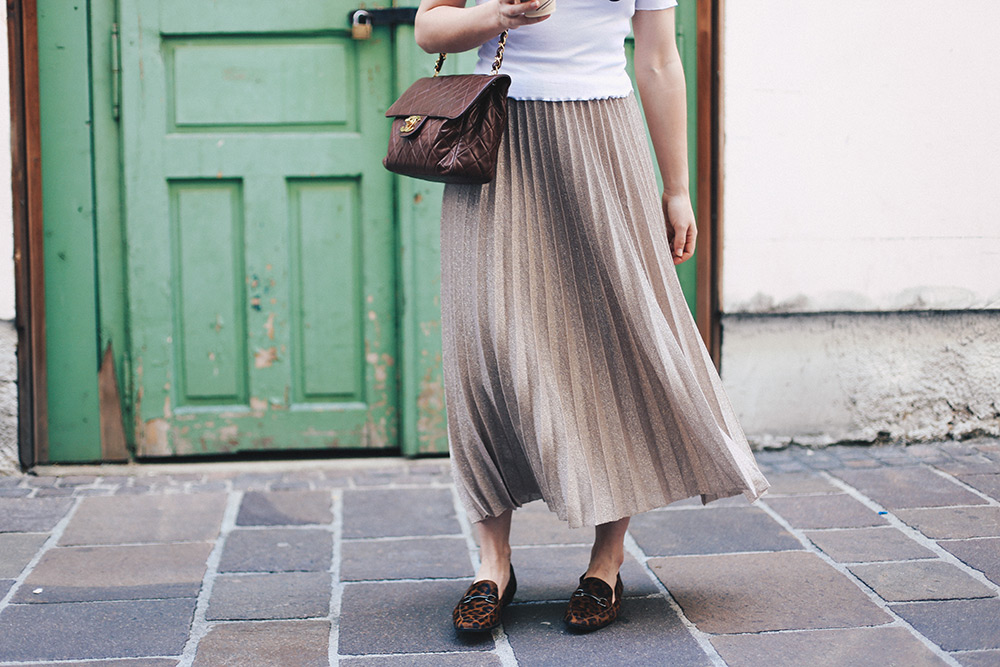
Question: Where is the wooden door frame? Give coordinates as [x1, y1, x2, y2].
[8, 0, 728, 465]
[695, 0, 724, 365]
[8, 0, 45, 468]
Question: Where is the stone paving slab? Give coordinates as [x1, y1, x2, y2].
[339, 580, 493, 656]
[4, 443, 1000, 666]
[505, 598, 712, 666]
[206, 572, 331, 620]
[235, 490, 333, 526]
[0, 497, 74, 532]
[650, 551, 890, 633]
[804, 526, 936, 563]
[892, 599, 1000, 651]
[218, 528, 332, 573]
[938, 538, 1000, 586]
[506, 500, 591, 546]
[849, 560, 995, 602]
[833, 467, 986, 509]
[0, 532, 48, 577]
[509, 544, 659, 601]
[956, 650, 1000, 667]
[896, 507, 1000, 539]
[628, 507, 801, 556]
[340, 536, 474, 581]
[764, 493, 888, 529]
[758, 472, 840, 495]
[4, 660, 180, 667]
[0, 598, 196, 661]
[15, 542, 213, 603]
[711, 626, 947, 667]
[192, 620, 330, 667]
[342, 488, 460, 539]
[59, 493, 226, 545]
[957, 474, 1000, 502]
[341, 653, 502, 666]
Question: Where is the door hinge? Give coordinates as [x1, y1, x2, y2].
[111, 22, 121, 121]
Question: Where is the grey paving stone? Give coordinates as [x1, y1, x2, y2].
[849, 560, 994, 602]
[936, 459, 1000, 475]
[629, 507, 801, 556]
[0, 476, 22, 486]
[711, 626, 946, 667]
[804, 526, 936, 563]
[14, 542, 213, 603]
[24, 475, 58, 487]
[0, 579, 12, 597]
[509, 544, 659, 602]
[956, 650, 1000, 667]
[506, 500, 591, 546]
[957, 474, 1000, 502]
[0, 598, 195, 661]
[218, 528, 332, 573]
[342, 488, 460, 538]
[12, 660, 179, 667]
[193, 620, 329, 667]
[0, 487, 31, 497]
[896, 507, 1000, 539]
[235, 490, 333, 526]
[939, 538, 1000, 586]
[0, 532, 48, 577]
[341, 654, 501, 667]
[57, 476, 98, 487]
[341, 537, 474, 581]
[34, 487, 77, 497]
[833, 467, 986, 509]
[59, 493, 227, 545]
[765, 494, 887, 529]
[207, 572, 330, 620]
[842, 459, 882, 469]
[649, 551, 890, 633]
[892, 599, 1000, 651]
[0, 497, 74, 532]
[503, 598, 710, 666]
[764, 472, 840, 495]
[189, 481, 228, 493]
[339, 580, 493, 655]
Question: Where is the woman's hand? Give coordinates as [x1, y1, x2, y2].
[416, 0, 547, 54]
[494, 0, 551, 30]
[663, 193, 697, 265]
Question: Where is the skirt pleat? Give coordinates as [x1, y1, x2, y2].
[441, 94, 769, 528]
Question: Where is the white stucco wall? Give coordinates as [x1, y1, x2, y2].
[722, 0, 1000, 313]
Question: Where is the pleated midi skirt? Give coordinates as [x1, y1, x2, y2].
[440, 93, 769, 529]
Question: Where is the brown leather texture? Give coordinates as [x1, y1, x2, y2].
[383, 74, 511, 185]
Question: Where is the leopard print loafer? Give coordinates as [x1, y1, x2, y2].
[452, 565, 517, 633]
[563, 572, 623, 632]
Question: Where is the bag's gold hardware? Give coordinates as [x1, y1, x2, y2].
[401, 115, 423, 133]
[351, 10, 372, 40]
[433, 30, 507, 77]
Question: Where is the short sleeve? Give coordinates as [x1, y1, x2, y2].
[634, 0, 677, 10]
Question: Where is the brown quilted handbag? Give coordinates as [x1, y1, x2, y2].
[383, 32, 511, 185]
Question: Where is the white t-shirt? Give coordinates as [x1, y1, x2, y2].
[473, 0, 678, 101]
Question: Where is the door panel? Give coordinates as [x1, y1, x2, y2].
[120, 0, 397, 456]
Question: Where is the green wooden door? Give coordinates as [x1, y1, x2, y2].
[119, 1, 398, 456]
[627, 0, 699, 314]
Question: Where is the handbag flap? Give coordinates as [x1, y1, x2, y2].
[385, 74, 511, 120]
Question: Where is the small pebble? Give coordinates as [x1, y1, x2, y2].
[32, 588, 43, 594]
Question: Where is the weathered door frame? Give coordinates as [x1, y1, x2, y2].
[8, 0, 728, 466]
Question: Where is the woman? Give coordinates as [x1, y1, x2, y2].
[414, 0, 770, 633]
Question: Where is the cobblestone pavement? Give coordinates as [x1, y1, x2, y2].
[1, 440, 1000, 666]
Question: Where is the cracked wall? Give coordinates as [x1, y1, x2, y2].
[721, 311, 1000, 447]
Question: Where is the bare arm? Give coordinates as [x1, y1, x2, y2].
[632, 8, 696, 265]
[415, 0, 549, 55]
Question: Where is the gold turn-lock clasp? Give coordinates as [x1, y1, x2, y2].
[401, 115, 423, 134]
[351, 10, 372, 40]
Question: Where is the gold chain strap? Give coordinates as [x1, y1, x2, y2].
[432, 30, 508, 77]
